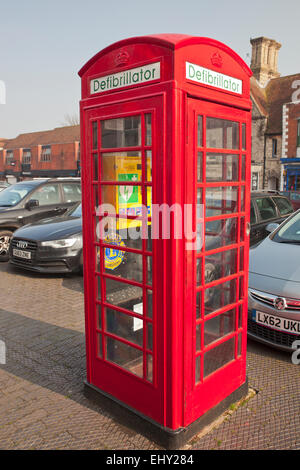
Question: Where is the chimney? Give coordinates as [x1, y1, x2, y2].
[250, 37, 281, 86]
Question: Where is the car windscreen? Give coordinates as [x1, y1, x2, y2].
[0, 183, 36, 207]
[272, 211, 300, 244]
[68, 203, 82, 218]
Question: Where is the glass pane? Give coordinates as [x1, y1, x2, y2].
[206, 118, 239, 149]
[147, 256, 152, 286]
[147, 290, 153, 319]
[197, 116, 203, 147]
[95, 246, 101, 272]
[206, 153, 238, 182]
[205, 248, 237, 282]
[62, 183, 81, 203]
[256, 197, 277, 220]
[93, 153, 98, 180]
[147, 354, 153, 382]
[196, 291, 202, 319]
[241, 154, 246, 181]
[206, 186, 239, 217]
[105, 308, 143, 347]
[197, 151, 203, 182]
[239, 276, 245, 300]
[96, 274, 101, 300]
[238, 304, 243, 328]
[239, 246, 244, 272]
[92, 121, 98, 149]
[240, 216, 245, 242]
[203, 337, 235, 378]
[31, 184, 60, 206]
[101, 116, 141, 148]
[204, 278, 237, 316]
[274, 197, 293, 216]
[240, 186, 245, 212]
[97, 334, 102, 358]
[197, 222, 204, 252]
[242, 123, 246, 150]
[237, 333, 242, 357]
[101, 152, 142, 181]
[97, 304, 102, 330]
[204, 309, 235, 346]
[93, 185, 99, 208]
[196, 324, 201, 351]
[197, 189, 203, 218]
[104, 247, 143, 283]
[195, 356, 201, 384]
[146, 150, 152, 181]
[145, 114, 152, 146]
[106, 336, 143, 378]
[118, 227, 143, 251]
[101, 185, 142, 227]
[205, 217, 238, 250]
[105, 278, 143, 312]
[146, 186, 152, 215]
[196, 258, 202, 285]
[147, 322, 153, 351]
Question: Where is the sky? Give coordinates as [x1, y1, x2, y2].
[0, 0, 299, 139]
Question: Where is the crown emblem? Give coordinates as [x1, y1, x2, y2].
[211, 52, 222, 68]
[115, 50, 130, 67]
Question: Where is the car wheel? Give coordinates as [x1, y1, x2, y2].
[0, 230, 13, 262]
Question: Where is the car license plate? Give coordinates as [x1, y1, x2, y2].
[13, 249, 31, 260]
[252, 309, 300, 335]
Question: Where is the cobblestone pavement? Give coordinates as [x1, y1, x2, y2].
[0, 262, 300, 450]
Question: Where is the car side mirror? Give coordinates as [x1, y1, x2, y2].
[266, 222, 279, 233]
[25, 199, 39, 210]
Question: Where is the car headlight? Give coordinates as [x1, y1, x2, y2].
[41, 235, 82, 249]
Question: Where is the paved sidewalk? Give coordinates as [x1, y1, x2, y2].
[0, 263, 300, 450]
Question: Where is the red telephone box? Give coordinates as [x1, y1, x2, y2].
[79, 34, 252, 448]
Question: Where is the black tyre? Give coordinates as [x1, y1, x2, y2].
[0, 230, 13, 262]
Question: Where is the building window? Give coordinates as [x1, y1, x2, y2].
[5, 150, 14, 165]
[40, 145, 51, 162]
[22, 148, 31, 164]
[77, 142, 80, 161]
[272, 138, 277, 158]
[251, 171, 259, 190]
[297, 120, 300, 148]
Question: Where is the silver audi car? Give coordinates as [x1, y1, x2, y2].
[248, 209, 300, 351]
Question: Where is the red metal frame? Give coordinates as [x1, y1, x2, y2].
[184, 99, 251, 425]
[79, 34, 252, 431]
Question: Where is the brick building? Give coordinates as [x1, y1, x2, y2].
[0, 125, 80, 181]
[281, 99, 300, 190]
[250, 36, 300, 191]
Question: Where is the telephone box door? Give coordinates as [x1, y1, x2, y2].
[83, 96, 165, 424]
[185, 98, 250, 425]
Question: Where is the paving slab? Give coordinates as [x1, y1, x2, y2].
[0, 263, 299, 450]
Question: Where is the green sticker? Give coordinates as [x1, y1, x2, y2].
[118, 174, 139, 203]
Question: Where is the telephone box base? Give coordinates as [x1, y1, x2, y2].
[83, 379, 248, 449]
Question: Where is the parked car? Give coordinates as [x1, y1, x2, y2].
[250, 191, 294, 246]
[248, 209, 300, 351]
[9, 202, 83, 274]
[0, 178, 81, 261]
[0, 182, 9, 192]
[279, 191, 300, 211]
